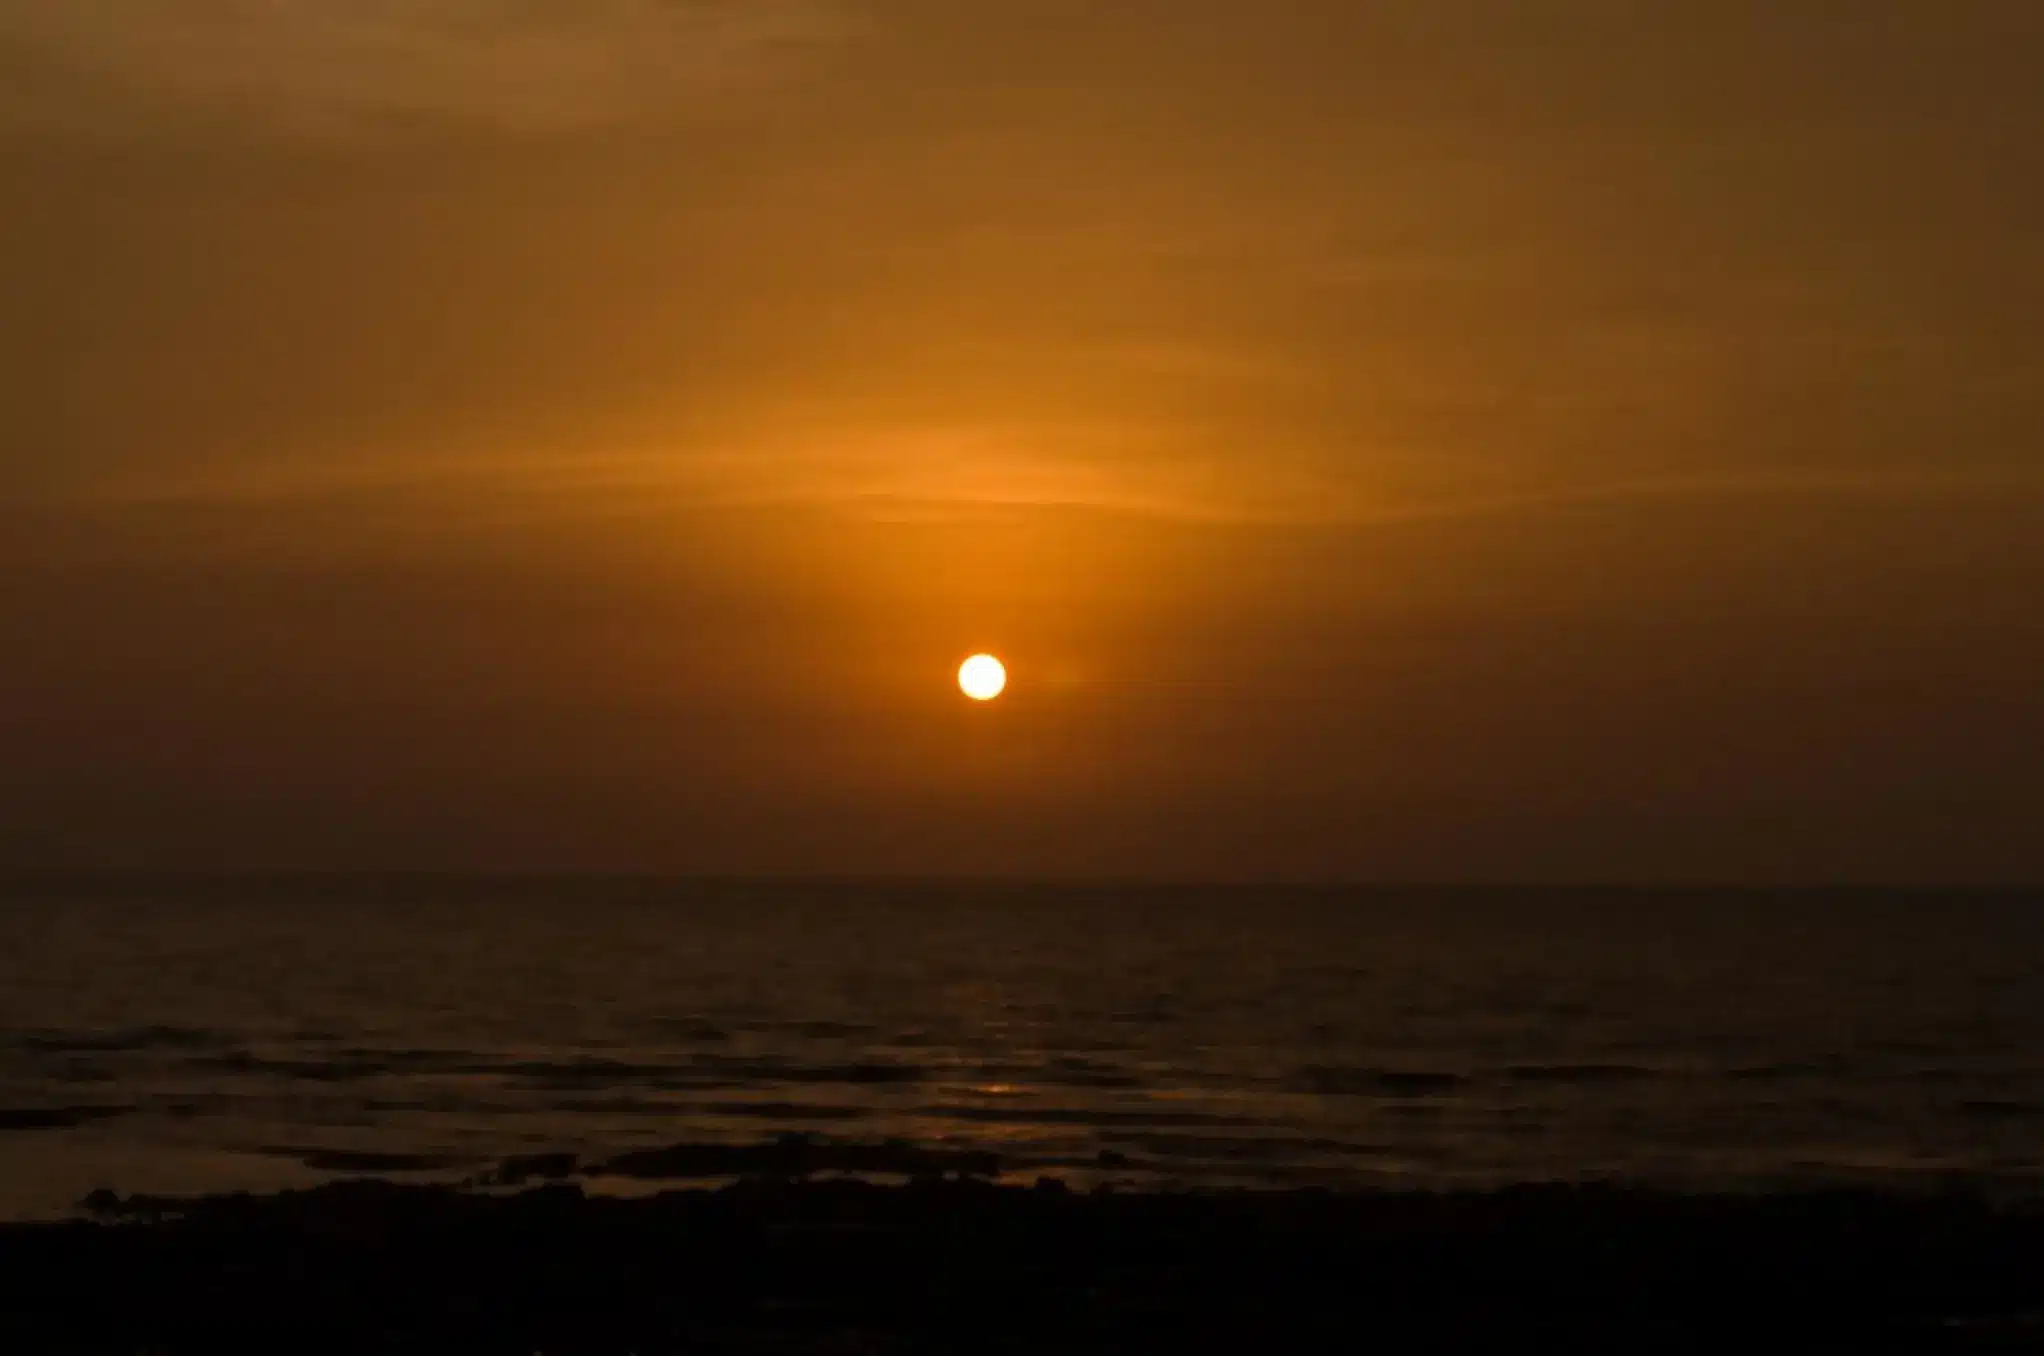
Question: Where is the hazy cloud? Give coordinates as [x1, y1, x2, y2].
[3, 3, 2043, 879]
[0, 0, 844, 136]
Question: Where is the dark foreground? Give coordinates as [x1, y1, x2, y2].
[7, 1173, 2044, 1353]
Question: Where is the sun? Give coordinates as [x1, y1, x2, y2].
[958, 653, 1007, 702]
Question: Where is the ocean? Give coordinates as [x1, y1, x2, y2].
[3, 879, 2041, 1219]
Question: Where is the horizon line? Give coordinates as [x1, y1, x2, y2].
[2, 871, 2038, 897]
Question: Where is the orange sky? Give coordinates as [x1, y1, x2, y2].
[3, 2, 2042, 880]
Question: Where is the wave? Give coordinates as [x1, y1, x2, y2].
[969, 1058, 1147, 1091]
[1727, 1064, 1830, 1082]
[1096, 1132, 1394, 1164]
[493, 1058, 696, 1089]
[637, 1018, 732, 1043]
[1294, 1067, 1467, 1097]
[689, 1056, 926, 1087]
[544, 1096, 693, 1117]
[13, 1026, 226, 1055]
[928, 1104, 1250, 1129]
[1504, 1065, 1660, 1085]
[506, 1056, 926, 1090]
[696, 1101, 872, 1123]
[0, 1105, 135, 1131]
[734, 1020, 878, 1040]
[188, 1051, 415, 1082]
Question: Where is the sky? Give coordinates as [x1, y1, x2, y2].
[2, 1, 2041, 882]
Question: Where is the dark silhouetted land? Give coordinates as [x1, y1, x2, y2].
[8, 1150, 2044, 1352]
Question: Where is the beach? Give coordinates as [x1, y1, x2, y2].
[10, 1167, 2044, 1352]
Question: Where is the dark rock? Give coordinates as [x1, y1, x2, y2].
[78, 1189, 122, 1217]
[493, 1152, 580, 1186]
[595, 1133, 1000, 1182]
[268, 1148, 469, 1174]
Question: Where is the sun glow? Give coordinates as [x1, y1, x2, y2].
[958, 654, 1007, 701]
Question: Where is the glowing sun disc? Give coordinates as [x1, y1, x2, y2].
[958, 654, 1007, 701]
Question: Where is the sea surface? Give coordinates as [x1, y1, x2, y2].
[3, 879, 2042, 1219]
